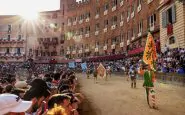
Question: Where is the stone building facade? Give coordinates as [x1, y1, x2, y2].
[0, 16, 26, 62]
[63, 0, 160, 59]
[158, 0, 185, 52]
[34, 10, 65, 63]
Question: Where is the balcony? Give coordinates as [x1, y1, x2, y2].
[66, 37, 71, 40]
[112, 6, 117, 12]
[79, 20, 83, 24]
[120, 42, 124, 47]
[0, 39, 24, 45]
[67, 51, 70, 54]
[127, 40, 130, 45]
[68, 22, 72, 26]
[131, 12, 135, 18]
[86, 18, 90, 22]
[72, 51, 76, 54]
[95, 14, 99, 19]
[120, 21, 123, 27]
[150, 25, 155, 31]
[79, 35, 83, 39]
[111, 44, 115, 49]
[43, 40, 50, 45]
[103, 46, 107, 50]
[4, 53, 11, 57]
[95, 31, 99, 36]
[95, 48, 99, 52]
[131, 36, 135, 41]
[167, 24, 173, 36]
[73, 36, 77, 39]
[120, 1, 124, 7]
[104, 28, 108, 33]
[138, 32, 142, 37]
[85, 33, 89, 38]
[111, 25, 116, 30]
[8, 30, 11, 34]
[73, 21, 77, 25]
[78, 50, 82, 54]
[104, 10, 108, 15]
[137, 4, 141, 13]
[0, 53, 24, 59]
[147, 0, 153, 4]
[85, 49, 89, 52]
[127, 17, 130, 22]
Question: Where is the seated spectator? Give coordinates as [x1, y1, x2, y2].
[23, 79, 51, 114]
[47, 105, 68, 115]
[15, 80, 29, 90]
[0, 94, 32, 115]
[0, 85, 3, 94]
[177, 67, 185, 74]
[3, 84, 13, 93]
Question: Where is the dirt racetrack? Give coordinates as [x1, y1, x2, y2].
[78, 74, 185, 115]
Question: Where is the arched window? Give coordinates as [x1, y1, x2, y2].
[169, 36, 175, 44]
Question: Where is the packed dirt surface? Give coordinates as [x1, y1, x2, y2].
[78, 74, 185, 115]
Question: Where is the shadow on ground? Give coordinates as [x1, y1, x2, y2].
[77, 83, 99, 115]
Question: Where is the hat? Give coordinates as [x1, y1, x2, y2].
[15, 81, 28, 89]
[30, 79, 49, 90]
[0, 94, 32, 114]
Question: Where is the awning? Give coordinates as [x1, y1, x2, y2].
[88, 54, 125, 61]
[128, 47, 144, 55]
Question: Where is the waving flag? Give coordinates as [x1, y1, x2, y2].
[68, 62, 75, 68]
[143, 32, 157, 71]
[97, 63, 106, 78]
[81, 63, 87, 71]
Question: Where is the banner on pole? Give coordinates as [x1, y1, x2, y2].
[143, 32, 157, 71]
[68, 62, 75, 68]
[81, 63, 87, 71]
[97, 63, 106, 78]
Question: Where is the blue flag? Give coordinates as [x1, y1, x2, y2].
[81, 63, 87, 71]
[68, 62, 75, 68]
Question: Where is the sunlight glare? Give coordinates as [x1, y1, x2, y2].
[20, 10, 39, 20]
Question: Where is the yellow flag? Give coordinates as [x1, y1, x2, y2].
[143, 32, 157, 71]
[97, 63, 106, 78]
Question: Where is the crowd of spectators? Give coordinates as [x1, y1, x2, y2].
[0, 65, 84, 115]
[0, 47, 184, 114]
[157, 48, 185, 74]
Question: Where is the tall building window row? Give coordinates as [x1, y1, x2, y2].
[66, 19, 147, 39]
[67, 0, 154, 26]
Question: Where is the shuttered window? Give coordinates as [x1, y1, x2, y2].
[104, 3, 109, 11]
[162, 5, 176, 28]
[148, 14, 156, 28]
[104, 20, 109, 27]
[95, 23, 100, 31]
[169, 36, 175, 44]
[138, 20, 143, 33]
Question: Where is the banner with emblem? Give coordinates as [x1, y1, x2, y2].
[97, 63, 106, 78]
[81, 63, 87, 71]
[68, 62, 75, 68]
[143, 32, 157, 71]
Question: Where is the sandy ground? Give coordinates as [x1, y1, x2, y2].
[78, 74, 185, 115]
